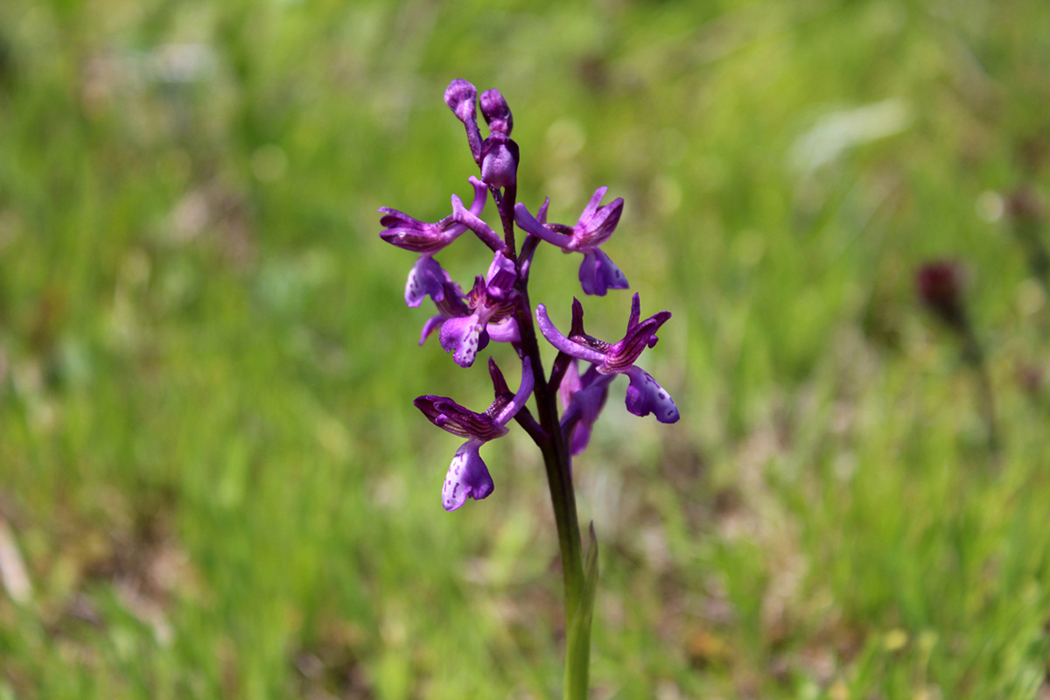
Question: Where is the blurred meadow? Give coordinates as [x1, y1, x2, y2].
[2, 0, 1050, 697]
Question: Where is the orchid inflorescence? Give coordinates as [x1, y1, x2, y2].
[380, 79, 679, 515]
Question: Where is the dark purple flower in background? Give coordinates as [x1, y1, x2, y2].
[439, 251, 520, 367]
[379, 177, 488, 307]
[514, 188, 628, 296]
[537, 295, 679, 423]
[415, 358, 534, 511]
[917, 260, 968, 333]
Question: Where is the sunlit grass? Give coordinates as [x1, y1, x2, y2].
[1, 0, 1049, 698]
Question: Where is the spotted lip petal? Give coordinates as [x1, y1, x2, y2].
[439, 315, 489, 368]
[624, 366, 679, 423]
[442, 441, 494, 511]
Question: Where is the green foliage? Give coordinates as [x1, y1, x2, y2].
[1, 0, 1049, 697]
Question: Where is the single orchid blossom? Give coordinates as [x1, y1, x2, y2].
[439, 251, 520, 367]
[559, 359, 613, 456]
[514, 188, 629, 296]
[379, 177, 488, 307]
[537, 294, 679, 423]
[414, 357, 534, 511]
[419, 276, 519, 351]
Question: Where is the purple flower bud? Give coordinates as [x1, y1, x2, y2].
[536, 294, 679, 423]
[445, 79, 483, 164]
[480, 136, 520, 190]
[479, 89, 513, 136]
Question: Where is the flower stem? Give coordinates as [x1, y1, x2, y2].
[498, 190, 589, 698]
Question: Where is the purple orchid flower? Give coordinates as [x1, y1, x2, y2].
[379, 177, 490, 307]
[438, 251, 520, 367]
[414, 357, 534, 511]
[537, 294, 679, 423]
[514, 188, 629, 296]
[559, 359, 613, 456]
[418, 274, 519, 352]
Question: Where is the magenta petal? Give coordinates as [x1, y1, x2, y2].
[405, 256, 446, 308]
[514, 202, 570, 248]
[579, 248, 628, 297]
[570, 422, 593, 456]
[440, 314, 486, 367]
[442, 441, 494, 512]
[535, 304, 606, 364]
[481, 137, 519, 189]
[558, 359, 583, 411]
[579, 251, 600, 296]
[486, 318, 520, 343]
[419, 315, 444, 345]
[624, 366, 679, 423]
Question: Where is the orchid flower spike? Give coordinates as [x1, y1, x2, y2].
[514, 188, 628, 296]
[438, 251, 520, 367]
[537, 294, 679, 423]
[414, 357, 535, 511]
[379, 177, 488, 307]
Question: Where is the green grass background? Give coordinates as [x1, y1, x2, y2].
[2, 0, 1050, 697]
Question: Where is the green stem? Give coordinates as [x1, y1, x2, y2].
[499, 188, 589, 698]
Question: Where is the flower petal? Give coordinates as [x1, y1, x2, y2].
[405, 256, 446, 308]
[569, 422, 593, 456]
[442, 441, 494, 511]
[419, 315, 444, 345]
[624, 366, 679, 423]
[486, 251, 517, 294]
[535, 304, 607, 364]
[514, 202, 571, 248]
[492, 357, 534, 426]
[439, 314, 489, 367]
[585, 248, 629, 296]
[413, 397, 506, 441]
[445, 79, 482, 164]
[480, 136, 519, 189]
[486, 318, 520, 343]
